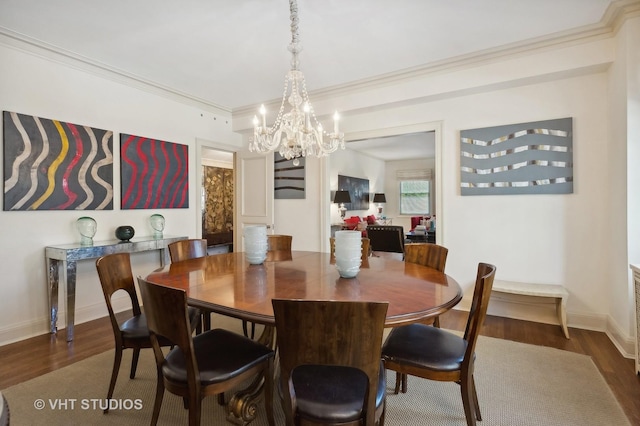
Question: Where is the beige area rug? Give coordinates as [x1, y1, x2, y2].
[2, 335, 630, 426]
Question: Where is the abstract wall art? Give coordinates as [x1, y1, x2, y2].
[338, 174, 370, 210]
[120, 134, 189, 209]
[274, 153, 305, 199]
[460, 117, 573, 195]
[3, 111, 114, 211]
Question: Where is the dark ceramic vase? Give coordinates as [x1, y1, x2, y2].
[115, 225, 135, 242]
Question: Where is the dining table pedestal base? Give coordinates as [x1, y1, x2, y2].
[225, 324, 276, 425]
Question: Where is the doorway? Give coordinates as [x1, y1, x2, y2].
[321, 121, 443, 249]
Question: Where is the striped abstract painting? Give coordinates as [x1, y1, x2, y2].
[460, 118, 573, 195]
[120, 134, 189, 209]
[274, 153, 305, 199]
[3, 111, 114, 211]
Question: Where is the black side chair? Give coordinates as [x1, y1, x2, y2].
[366, 225, 405, 259]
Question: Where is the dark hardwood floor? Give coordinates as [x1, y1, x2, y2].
[1, 310, 639, 424]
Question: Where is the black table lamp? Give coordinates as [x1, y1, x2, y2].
[333, 190, 351, 219]
[373, 193, 386, 215]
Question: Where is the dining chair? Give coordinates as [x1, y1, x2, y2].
[329, 237, 371, 266]
[404, 243, 448, 328]
[272, 299, 388, 426]
[266, 234, 293, 261]
[167, 238, 208, 263]
[366, 225, 405, 259]
[240, 233, 293, 340]
[381, 263, 497, 426]
[168, 238, 211, 331]
[138, 277, 276, 426]
[95, 253, 200, 413]
[394, 242, 450, 394]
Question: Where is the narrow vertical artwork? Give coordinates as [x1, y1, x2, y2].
[3, 111, 114, 211]
[203, 165, 234, 234]
[120, 134, 189, 209]
[274, 153, 305, 199]
[460, 117, 573, 195]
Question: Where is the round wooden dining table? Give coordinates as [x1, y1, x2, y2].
[146, 250, 462, 424]
[146, 250, 462, 327]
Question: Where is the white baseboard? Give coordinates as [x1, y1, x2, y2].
[461, 297, 636, 360]
[0, 294, 131, 346]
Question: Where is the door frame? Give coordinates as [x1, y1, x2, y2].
[195, 137, 239, 244]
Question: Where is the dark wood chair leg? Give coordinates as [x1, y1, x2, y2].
[105, 346, 123, 413]
[471, 375, 481, 420]
[150, 371, 164, 426]
[460, 376, 478, 426]
[129, 347, 140, 379]
[242, 320, 256, 339]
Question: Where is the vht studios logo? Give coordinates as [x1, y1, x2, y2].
[34, 398, 143, 411]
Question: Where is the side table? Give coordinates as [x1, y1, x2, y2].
[46, 235, 187, 341]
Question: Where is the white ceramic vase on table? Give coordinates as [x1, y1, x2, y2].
[243, 225, 268, 265]
[334, 230, 362, 278]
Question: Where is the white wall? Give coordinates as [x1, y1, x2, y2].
[258, 26, 638, 356]
[0, 42, 240, 344]
[1, 14, 638, 359]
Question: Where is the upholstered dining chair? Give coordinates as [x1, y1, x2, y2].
[381, 263, 497, 426]
[329, 237, 371, 267]
[272, 299, 388, 426]
[167, 238, 208, 263]
[167, 238, 211, 331]
[239, 233, 293, 339]
[138, 277, 276, 426]
[366, 225, 405, 259]
[95, 253, 200, 413]
[395, 242, 450, 394]
[266, 234, 293, 261]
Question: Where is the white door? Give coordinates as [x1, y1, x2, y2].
[235, 149, 274, 251]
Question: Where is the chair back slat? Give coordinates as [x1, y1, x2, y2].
[168, 239, 208, 263]
[272, 299, 388, 425]
[366, 225, 405, 254]
[404, 243, 448, 272]
[463, 263, 497, 362]
[96, 253, 141, 319]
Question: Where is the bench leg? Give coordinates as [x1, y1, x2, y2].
[556, 297, 570, 339]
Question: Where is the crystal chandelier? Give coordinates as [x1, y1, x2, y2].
[249, 0, 345, 165]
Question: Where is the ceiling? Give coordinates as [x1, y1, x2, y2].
[0, 0, 613, 112]
[0, 1, 615, 161]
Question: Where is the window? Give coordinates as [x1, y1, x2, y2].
[400, 180, 430, 215]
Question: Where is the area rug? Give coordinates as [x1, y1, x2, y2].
[2, 335, 629, 425]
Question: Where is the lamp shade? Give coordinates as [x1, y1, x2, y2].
[373, 193, 386, 203]
[333, 190, 351, 204]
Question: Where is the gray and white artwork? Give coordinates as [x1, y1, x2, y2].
[460, 118, 573, 195]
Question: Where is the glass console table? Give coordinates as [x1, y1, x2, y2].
[46, 235, 187, 341]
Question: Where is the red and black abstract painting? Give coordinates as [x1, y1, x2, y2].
[3, 111, 114, 211]
[120, 134, 189, 209]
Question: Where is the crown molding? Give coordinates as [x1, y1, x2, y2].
[233, 0, 638, 116]
[0, 27, 231, 115]
[2, 0, 637, 118]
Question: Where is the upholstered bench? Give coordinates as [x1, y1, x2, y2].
[492, 280, 570, 339]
